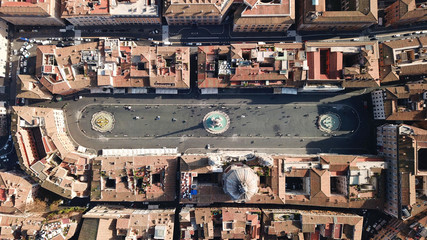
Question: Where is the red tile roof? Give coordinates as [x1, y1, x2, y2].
[0, 189, 5, 201]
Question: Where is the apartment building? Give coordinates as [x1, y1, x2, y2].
[280, 154, 386, 209]
[233, 0, 294, 32]
[36, 39, 190, 95]
[163, 0, 233, 25]
[91, 155, 177, 202]
[61, 0, 160, 26]
[304, 41, 380, 91]
[81, 206, 175, 240]
[180, 207, 261, 240]
[197, 43, 307, 92]
[263, 209, 363, 240]
[11, 106, 93, 199]
[16, 75, 52, 100]
[379, 36, 427, 84]
[0, 0, 64, 26]
[0, 171, 39, 213]
[36, 43, 98, 95]
[179, 207, 364, 240]
[129, 44, 191, 90]
[377, 124, 427, 219]
[371, 83, 427, 120]
[0, 213, 80, 239]
[298, 0, 378, 31]
[384, 0, 427, 27]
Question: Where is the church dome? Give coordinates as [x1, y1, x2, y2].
[223, 165, 258, 202]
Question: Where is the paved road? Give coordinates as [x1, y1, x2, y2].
[11, 21, 427, 45]
[42, 91, 375, 154]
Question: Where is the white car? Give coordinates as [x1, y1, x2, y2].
[196, 43, 202, 46]
[392, 34, 401, 37]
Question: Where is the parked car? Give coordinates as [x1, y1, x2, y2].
[16, 98, 25, 106]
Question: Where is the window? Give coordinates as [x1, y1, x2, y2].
[223, 222, 233, 230]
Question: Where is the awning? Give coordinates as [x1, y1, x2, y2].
[156, 88, 178, 94]
[201, 88, 218, 94]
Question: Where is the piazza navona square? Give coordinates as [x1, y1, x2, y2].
[0, 5, 426, 237]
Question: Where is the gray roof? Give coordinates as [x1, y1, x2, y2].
[223, 165, 258, 202]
